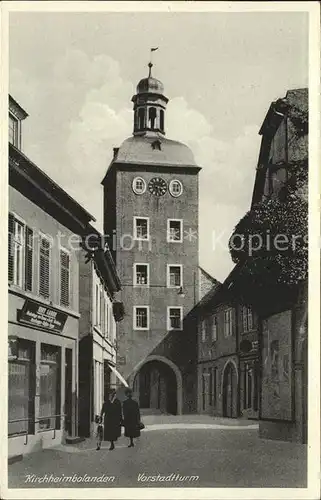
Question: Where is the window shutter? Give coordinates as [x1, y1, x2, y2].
[8, 213, 14, 282]
[60, 250, 70, 306]
[39, 238, 50, 299]
[25, 227, 33, 292]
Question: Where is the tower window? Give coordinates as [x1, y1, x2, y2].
[169, 180, 183, 197]
[160, 109, 164, 131]
[132, 177, 146, 195]
[167, 307, 183, 331]
[138, 108, 145, 129]
[134, 263, 149, 286]
[167, 264, 183, 288]
[134, 217, 149, 240]
[148, 107, 157, 129]
[167, 219, 183, 242]
[134, 306, 149, 330]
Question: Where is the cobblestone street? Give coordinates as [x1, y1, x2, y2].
[8, 415, 307, 489]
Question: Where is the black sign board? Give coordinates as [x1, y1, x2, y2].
[18, 299, 68, 334]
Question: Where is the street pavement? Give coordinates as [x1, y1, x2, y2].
[8, 414, 307, 489]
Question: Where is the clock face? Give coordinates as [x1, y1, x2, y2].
[148, 177, 167, 197]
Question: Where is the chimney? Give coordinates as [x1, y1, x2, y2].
[113, 147, 119, 160]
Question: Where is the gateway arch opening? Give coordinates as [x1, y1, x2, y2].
[135, 360, 178, 415]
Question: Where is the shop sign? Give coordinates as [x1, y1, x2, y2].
[18, 299, 68, 333]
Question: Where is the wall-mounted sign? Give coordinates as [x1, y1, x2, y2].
[18, 299, 68, 334]
[117, 356, 126, 365]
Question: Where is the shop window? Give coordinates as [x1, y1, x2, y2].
[8, 340, 35, 436]
[39, 344, 61, 431]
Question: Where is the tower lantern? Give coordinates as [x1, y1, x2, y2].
[131, 62, 168, 136]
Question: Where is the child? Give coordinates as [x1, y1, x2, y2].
[95, 415, 103, 451]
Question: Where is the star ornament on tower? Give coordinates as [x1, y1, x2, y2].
[184, 228, 198, 242]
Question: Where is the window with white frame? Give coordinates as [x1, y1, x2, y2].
[12, 218, 24, 287]
[132, 177, 146, 195]
[167, 265, 182, 288]
[212, 315, 218, 341]
[242, 306, 253, 333]
[9, 114, 18, 147]
[39, 236, 51, 299]
[168, 307, 183, 330]
[95, 283, 100, 327]
[100, 290, 105, 334]
[134, 306, 149, 330]
[224, 308, 233, 337]
[134, 263, 149, 286]
[59, 249, 70, 307]
[167, 219, 183, 242]
[169, 179, 183, 197]
[105, 301, 109, 338]
[8, 213, 34, 292]
[134, 217, 149, 240]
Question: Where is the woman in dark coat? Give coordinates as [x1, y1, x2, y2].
[122, 388, 141, 447]
[98, 389, 122, 451]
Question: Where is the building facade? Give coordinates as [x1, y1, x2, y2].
[78, 230, 124, 438]
[101, 63, 201, 414]
[8, 96, 94, 459]
[197, 281, 259, 419]
[229, 89, 308, 442]
[252, 89, 308, 443]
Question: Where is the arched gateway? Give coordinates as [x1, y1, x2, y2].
[128, 355, 183, 415]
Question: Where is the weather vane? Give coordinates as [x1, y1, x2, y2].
[148, 47, 159, 76]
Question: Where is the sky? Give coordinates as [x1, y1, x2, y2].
[9, 10, 308, 282]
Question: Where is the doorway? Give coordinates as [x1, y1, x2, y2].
[223, 362, 237, 418]
[64, 348, 72, 436]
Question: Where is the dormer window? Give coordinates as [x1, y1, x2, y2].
[151, 139, 161, 151]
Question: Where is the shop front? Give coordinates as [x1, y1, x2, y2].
[8, 295, 79, 459]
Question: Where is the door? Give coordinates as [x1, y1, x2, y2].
[223, 363, 236, 418]
[64, 348, 72, 435]
[139, 369, 151, 408]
